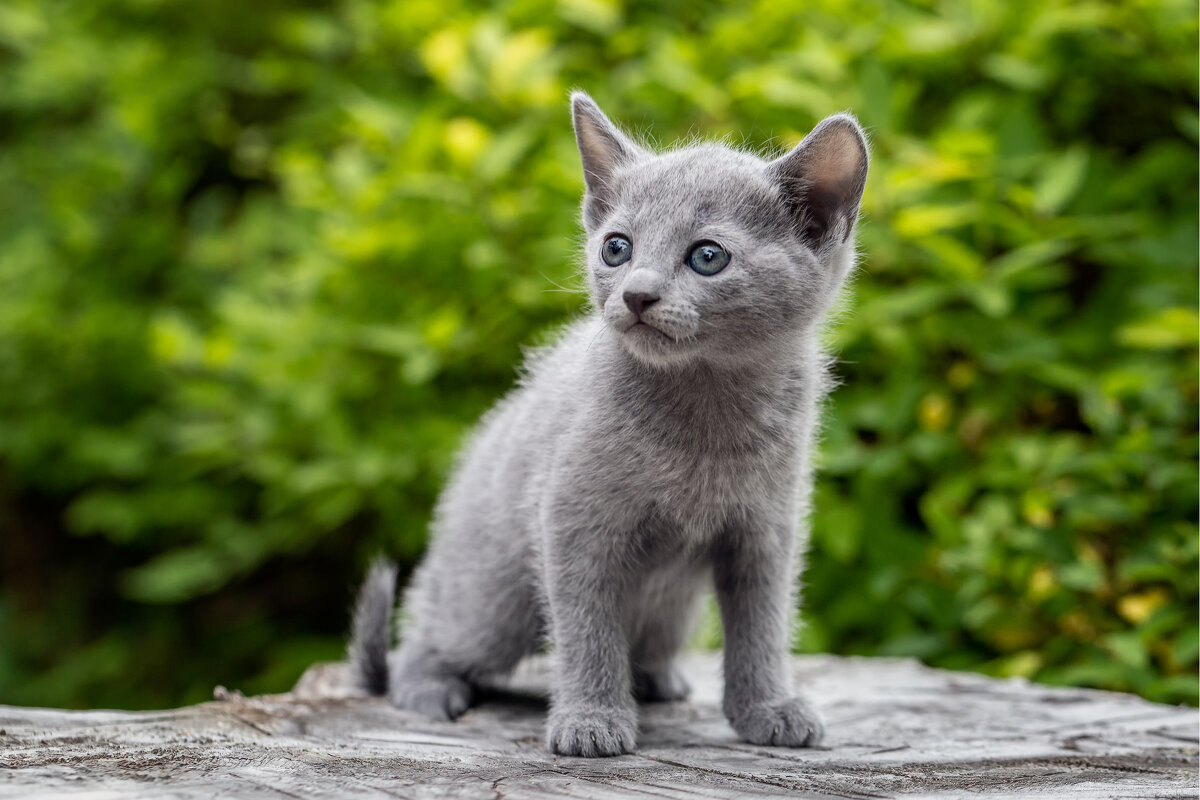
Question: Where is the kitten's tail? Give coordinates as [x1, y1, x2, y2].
[347, 557, 398, 696]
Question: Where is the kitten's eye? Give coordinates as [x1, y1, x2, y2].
[601, 235, 632, 267]
[686, 241, 731, 276]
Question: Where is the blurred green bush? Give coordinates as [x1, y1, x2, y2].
[0, 0, 1195, 709]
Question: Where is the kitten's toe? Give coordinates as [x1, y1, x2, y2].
[633, 666, 691, 703]
[730, 696, 824, 747]
[389, 676, 474, 721]
[546, 705, 637, 757]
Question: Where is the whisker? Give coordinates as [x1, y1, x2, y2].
[584, 320, 608, 353]
[538, 271, 583, 295]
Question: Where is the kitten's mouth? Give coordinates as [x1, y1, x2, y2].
[625, 320, 669, 339]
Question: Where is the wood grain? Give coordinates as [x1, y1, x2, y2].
[2, 654, 1195, 798]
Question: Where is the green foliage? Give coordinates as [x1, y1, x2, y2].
[0, 0, 1195, 708]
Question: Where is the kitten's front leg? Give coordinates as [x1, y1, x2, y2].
[714, 521, 824, 747]
[543, 520, 637, 757]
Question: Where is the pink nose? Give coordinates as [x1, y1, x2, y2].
[623, 290, 659, 317]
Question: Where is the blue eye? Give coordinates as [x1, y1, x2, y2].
[601, 235, 632, 266]
[686, 241, 730, 275]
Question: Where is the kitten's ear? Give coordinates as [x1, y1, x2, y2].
[571, 92, 646, 229]
[768, 113, 869, 248]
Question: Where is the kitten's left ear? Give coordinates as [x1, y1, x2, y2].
[768, 114, 869, 248]
[571, 92, 647, 229]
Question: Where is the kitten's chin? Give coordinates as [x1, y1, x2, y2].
[615, 322, 698, 369]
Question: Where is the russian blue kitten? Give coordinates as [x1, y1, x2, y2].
[349, 92, 869, 758]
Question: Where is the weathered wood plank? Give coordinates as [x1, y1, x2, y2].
[1, 655, 1195, 799]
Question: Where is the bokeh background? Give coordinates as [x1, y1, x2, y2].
[1, 0, 1196, 710]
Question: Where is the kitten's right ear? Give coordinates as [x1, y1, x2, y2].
[768, 113, 869, 249]
[571, 92, 645, 230]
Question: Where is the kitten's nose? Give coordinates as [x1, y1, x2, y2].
[623, 290, 659, 318]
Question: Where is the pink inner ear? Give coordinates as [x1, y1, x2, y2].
[771, 116, 868, 245]
[807, 125, 865, 191]
[573, 100, 643, 192]
[578, 121, 618, 168]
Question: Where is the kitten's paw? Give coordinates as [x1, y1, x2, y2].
[633, 666, 691, 703]
[729, 696, 824, 747]
[389, 675, 474, 721]
[546, 706, 637, 757]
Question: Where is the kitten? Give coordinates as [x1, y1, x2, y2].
[349, 92, 868, 757]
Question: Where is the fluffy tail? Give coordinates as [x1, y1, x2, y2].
[347, 557, 398, 696]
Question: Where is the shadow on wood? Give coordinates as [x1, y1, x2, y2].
[1, 654, 1196, 798]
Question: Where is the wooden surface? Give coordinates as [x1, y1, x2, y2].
[1, 654, 1195, 799]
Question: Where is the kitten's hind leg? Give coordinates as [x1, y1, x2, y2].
[629, 578, 703, 703]
[633, 664, 691, 703]
[387, 646, 476, 720]
[388, 551, 543, 721]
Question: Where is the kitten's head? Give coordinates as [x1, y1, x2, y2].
[571, 92, 868, 369]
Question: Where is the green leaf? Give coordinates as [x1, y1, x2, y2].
[1033, 146, 1089, 215]
[1117, 308, 1200, 349]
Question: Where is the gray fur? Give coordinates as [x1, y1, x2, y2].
[348, 558, 397, 696]
[348, 92, 869, 757]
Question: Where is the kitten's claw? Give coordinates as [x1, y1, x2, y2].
[389, 676, 474, 721]
[547, 706, 637, 757]
[633, 666, 691, 703]
[730, 696, 824, 747]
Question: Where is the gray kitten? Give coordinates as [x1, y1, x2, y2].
[349, 92, 868, 758]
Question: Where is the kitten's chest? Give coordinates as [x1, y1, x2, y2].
[602, 387, 810, 532]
